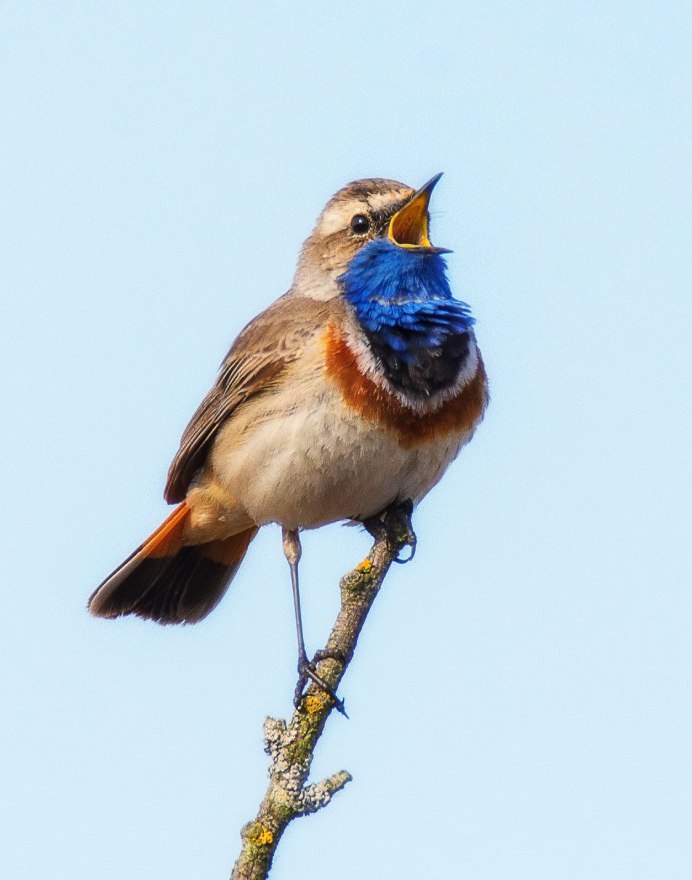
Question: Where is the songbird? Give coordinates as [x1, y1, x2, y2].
[89, 174, 488, 706]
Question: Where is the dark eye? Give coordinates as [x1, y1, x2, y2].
[350, 214, 371, 235]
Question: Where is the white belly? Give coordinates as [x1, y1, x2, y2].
[210, 382, 467, 530]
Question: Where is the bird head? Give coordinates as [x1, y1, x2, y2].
[294, 175, 449, 300]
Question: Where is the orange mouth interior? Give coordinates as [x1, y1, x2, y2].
[388, 191, 432, 248]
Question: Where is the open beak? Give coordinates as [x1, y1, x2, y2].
[388, 172, 451, 254]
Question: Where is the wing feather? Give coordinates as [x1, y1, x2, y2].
[164, 294, 331, 503]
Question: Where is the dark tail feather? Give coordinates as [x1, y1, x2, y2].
[88, 505, 258, 624]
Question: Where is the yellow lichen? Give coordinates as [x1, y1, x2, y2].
[248, 822, 274, 846]
[356, 558, 372, 572]
[304, 692, 329, 714]
[257, 827, 273, 846]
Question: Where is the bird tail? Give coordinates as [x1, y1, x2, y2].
[88, 503, 258, 624]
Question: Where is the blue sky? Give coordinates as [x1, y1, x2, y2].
[2, 2, 691, 878]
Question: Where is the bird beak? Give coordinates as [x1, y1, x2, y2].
[388, 173, 451, 254]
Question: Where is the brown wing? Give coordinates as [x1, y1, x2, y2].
[164, 294, 331, 503]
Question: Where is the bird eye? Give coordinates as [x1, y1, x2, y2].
[350, 214, 371, 235]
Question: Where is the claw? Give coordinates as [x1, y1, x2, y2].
[393, 533, 416, 564]
[361, 499, 417, 564]
[312, 648, 347, 666]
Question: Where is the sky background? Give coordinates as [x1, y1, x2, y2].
[2, 2, 691, 878]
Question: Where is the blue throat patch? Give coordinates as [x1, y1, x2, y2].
[339, 239, 475, 396]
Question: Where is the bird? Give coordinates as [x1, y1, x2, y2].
[88, 173, 488, 707]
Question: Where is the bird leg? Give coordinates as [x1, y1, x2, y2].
[282, 528, 347, 716]
[361, 498, 417, 564]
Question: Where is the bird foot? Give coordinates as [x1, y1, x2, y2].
[362, 499, 417, 564]
[294, 654, 348, 718]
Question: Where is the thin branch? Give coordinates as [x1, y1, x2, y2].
[231, 503, 416, 880]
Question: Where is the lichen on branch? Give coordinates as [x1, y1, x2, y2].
[231, 503, 416, 880]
